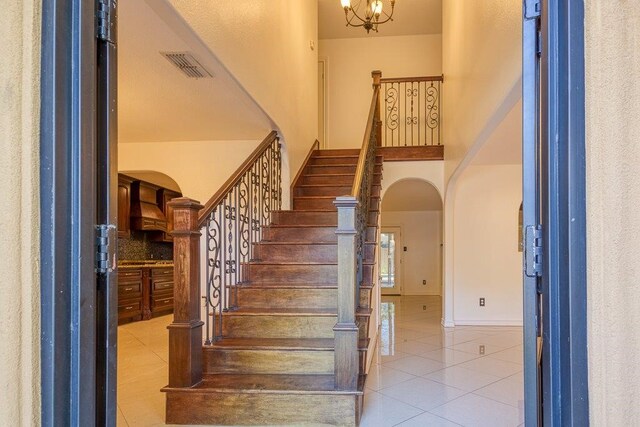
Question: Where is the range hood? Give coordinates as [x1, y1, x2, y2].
[129, 180, 167, 232]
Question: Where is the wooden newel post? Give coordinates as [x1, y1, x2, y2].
[167, 197, 204, 388]
[372, 70, 383, 146]
[371, 70, 382, 88]
[334, 196, 360, 391]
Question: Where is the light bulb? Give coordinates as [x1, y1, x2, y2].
[341, 0, 351, 9]
[371, 0, 383, 16]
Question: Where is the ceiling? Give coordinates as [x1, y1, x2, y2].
[319, 0, 442, 39]
[471, 99, 523, 165]
[118, 0, 272, 143]
[382, 179, 442, 211]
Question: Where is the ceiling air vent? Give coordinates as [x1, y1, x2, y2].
[161, 52, 213, 79]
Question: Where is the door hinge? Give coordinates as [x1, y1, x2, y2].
[525, 225, 543, 277]
[524, 0, 541, 19]
[96, 224, 117, 274]
[536, 30, 543, 56]
[96, 0, 116, 43]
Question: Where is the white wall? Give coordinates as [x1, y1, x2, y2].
[381, 211, 442, 296]
[381, 160, 445, 201]
[442, 1, 522, 182]
[165, 0, 319, 183]
[319, 34, 442, 149]
[452, 164, 522, 325]
[585, 1, 640, 423]
[118, 140, 260, 204]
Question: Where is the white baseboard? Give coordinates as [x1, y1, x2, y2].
[454, 319, 523, 326]
[441, 318, 455, 328]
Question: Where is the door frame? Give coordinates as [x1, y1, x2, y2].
[522, 0, 590, 425]
[539, 0, 590, 424]
[380, 226, 402, 296]
[40, 0, 118, 425]
[318, 57, 329, 149]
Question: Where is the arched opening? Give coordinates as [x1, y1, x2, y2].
[381, 178, 443, 296]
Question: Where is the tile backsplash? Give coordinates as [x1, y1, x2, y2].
[118, 231, 173, 261]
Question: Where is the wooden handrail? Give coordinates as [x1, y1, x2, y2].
[380, 75, 444, 83]
[351, 85, 380, 197]
[198, 131, 278, 227]
[290, 139, 320, 206]
[380, 74, 444, 83]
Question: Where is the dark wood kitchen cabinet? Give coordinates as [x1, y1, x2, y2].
[117, 266, 174, 325]
[117, 175, 135, 238]
[150, 267, 174, 316]
[117, 268, 143, 324]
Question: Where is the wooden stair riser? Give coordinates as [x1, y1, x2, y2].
[270, 210, 379, 226]
[294, 196, 380, 211]
[253, 242, 376, 263]
[305, 164, 382, 175]
[202, 348, 368, 375]
[313, 149, 361, 156]
[264, 225, 380, 243]
[302, 173, 382, 186]
[309, 156, 360, 166]
[244, 263, 375, 284]
[263, 226, 337, 242]
[295, 184, 381, 197]
[203, 348, 334, 375]
[165, 391, 361, 426]
[221, 314, 368, 339]
[235, 286, 372, 310]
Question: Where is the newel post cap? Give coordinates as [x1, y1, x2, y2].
[333, 196, 359, 209]
[371, 70, 382, 87]
[167, 197, 203, 211]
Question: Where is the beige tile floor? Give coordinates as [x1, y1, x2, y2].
[117, 296, 524, 426]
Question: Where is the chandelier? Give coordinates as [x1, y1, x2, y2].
[340, 0, 396, 34]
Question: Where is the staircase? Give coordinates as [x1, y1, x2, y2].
[163, 148, 383, 426]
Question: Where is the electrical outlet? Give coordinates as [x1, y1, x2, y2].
[479, 297, 486, 307]
[422, 279, 427, 285]
[479, 345, 486, 355]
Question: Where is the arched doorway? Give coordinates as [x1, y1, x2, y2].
[380, 178, 443, 297]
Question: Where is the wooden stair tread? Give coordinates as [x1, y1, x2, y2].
[247, 261, 376, 266]
[205, 337, 369, 351]
[168, 374, 365, 395]
[225, 307, 372, 317]
[239, 282, 375, 289]
[255, 241, 375, 246]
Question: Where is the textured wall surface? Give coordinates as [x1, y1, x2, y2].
[0, 1, 41, 425]
[585, 1, 640, 423]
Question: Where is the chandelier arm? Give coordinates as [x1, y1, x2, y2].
[373, 15, 394, 25]
[348, 5, 371, 24]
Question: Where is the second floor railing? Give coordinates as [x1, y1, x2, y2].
[197, 131, 282, 344]
[380, 74, 443, 147]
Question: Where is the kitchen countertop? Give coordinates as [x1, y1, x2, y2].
[118, 260, 174, 269]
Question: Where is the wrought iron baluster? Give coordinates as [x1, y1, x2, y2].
[199, 134, 283, 342]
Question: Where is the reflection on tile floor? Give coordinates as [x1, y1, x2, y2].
[117, 296, 524, 426]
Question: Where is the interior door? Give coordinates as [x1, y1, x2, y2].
[522, 0, 543, 425]
[380, 228, 401, 295]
